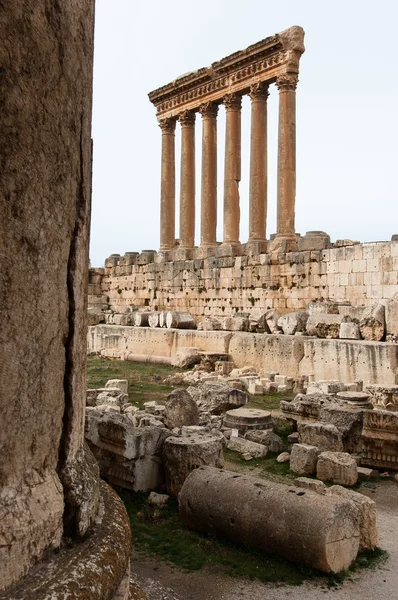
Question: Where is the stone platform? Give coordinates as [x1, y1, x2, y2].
[223, 408, 272, 434]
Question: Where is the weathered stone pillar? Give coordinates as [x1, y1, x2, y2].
[179, 110, 196, 248]
[275, 73, 298, 243]
[199, 102, 218, 247]
[223, 93, 242, 245]
[159, 117, 176, 250]
[249, 82, 269, 243]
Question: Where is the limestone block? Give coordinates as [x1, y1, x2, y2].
[202, 317, 222, 331]
[227, 436, 268, 458]
[298, 231, 330, 251]
[164, 389, 199, 429]
[307, 380, 346, 394]
[386, 293, 398, 335]
[265, 309, 281, 333]
[290, 443, 319, 475]
[179, 466, 360, 573]
[306, 314, 351, 338]
[298, 421, 344, 452]
[278, 311, 308, 335]
[187, 381, 249, 415]
[105, 379, 128, 394]
[339, 322, 361, 339]
[220, 316, 250, 332]
[245, 430, 286, 454]
[307, 300, 339, 315]
[359, 303, 385, 341]
[317, 452, 358, 486]
[294, 477, 326, 494]
[328, 486, 377, 550]
[163, 431, 224, 496]
[95, 390, 127, 409]
[171, 347, 201, 368]
[248, 379, 264, 395]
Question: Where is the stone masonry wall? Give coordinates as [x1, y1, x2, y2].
[89, 241, 398, 320]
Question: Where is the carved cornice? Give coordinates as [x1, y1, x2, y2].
[178, 109, 196, 126]
[276, 73, 299, 92]
[199, 101, 219, 119]
[158, 117, 176, 133]
[223, 92, 242, 110]
[249, 81, 270, 101]
[149, 26, 305, 119]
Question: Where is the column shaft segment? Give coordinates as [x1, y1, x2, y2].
[179, 110, 196, 248]
[249, 82, 269, 241]
[223, 93, 242, 244]
[276, 73, 298, 237]
[159, 118, 176, 250]
[199, 102, 218, 246]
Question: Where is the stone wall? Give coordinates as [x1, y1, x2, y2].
[90, 240, 398, 319]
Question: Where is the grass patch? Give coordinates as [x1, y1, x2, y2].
[87, 356, 180, 408]
[247, 392, 295, 411]
[118, 488, 387, 587]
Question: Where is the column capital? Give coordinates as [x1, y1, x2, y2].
[249, 81, 269, 102]
[276, 73, 299, 92]
[199, 101, 219, 119]
[158, 117, 176, 133]
[178, 109, 196, 127]
[223, 92, 242, 110]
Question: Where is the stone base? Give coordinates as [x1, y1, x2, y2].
[216, 243, 242, 258]
[298, 231, 331, 251]
[172, 247, 195, 261]
[193, 244, 218, 259]
[269, 235, 299, 253]
[154, 250, 173, 263]
[136, 250, 156, 265]
[243, 239, 268, 255]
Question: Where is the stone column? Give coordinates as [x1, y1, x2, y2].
[159, 117, 176, 250]
[199, 102, 218, 247]
[249, 82, 269, 244]
[179, 110, 196, 248]
[223, 93, 242, 245]
[275, 73, 298, 242]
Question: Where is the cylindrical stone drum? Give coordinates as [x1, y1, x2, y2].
[179, 466, 360, 573]
[159, 311, 166, 328]
[148, 312, 160, 328]
[165, 311, 196, 329]
[134, 312, 149, 327]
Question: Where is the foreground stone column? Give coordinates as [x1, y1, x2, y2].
[159, 117, 176, 250]
[249, 82, 269, 242]
[275, 73, 298, 244]
[223, 93, 242, 245]
[200, 102, 218, 247]
[179, 110, 196, 248]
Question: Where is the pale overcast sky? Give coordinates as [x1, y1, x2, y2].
[91, 0, 398, 267]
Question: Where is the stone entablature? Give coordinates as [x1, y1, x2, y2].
[148, 26, 305, 253]
[90, 240, 398, 318]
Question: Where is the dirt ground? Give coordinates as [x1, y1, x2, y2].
[130, 479, 398, 600]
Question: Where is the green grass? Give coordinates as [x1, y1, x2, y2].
[118, 488, 388, 587]
[247, 391, 295, 411]
[87, 356, 180, 408]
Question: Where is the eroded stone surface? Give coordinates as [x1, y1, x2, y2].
[317, 452, 358, 486]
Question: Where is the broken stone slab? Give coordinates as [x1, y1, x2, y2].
[290, 443, 319, 475]
[223, 408, 272, 434]
[318, 404, 363, 454]
[244, 430, 286, 454]
[294, 477, 326, 495]
[163, 430, 224, 496]
[359, 303, 385, 341]
[306, 314, 351, 339]
[227, 437, 268, 458]
[306, 380, 346, 394]
[247, 379, 264, 395]
[187, 381, 249, 415]
[95, 390, 128, 409]
[179, 466, 360, 573]
[220, 316, 250, 332]
[164, 389, 200, 429]
[328, 485, 377, 550]
[298, 421, 344, 452]
[357, 467, 378, 480]
[265, 309, 281, 333]
[105, 379, 128, 394]
[307, 300, 339, 315]
[278, 311, 308, 335]
[288, 432, 300, 444]
[317, 452, 358, 486]
[339, 322, 361, 340]
[386, 293, 398, 336]
[171, 347, 202, 368]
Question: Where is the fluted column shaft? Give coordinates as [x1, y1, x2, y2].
[249, 83, 269, 241]
[159, 118, 176, 250]
[276, 73, 298, 237]
[179, 110, 196, 248]
[199, 102, 218, 246]
[223, 93, 242, 244]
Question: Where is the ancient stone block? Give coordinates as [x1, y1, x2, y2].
[339, 322, 361, 339]
[278, 311, 308, 335]
[187, 381, 249, 415]
[245, 430, 286, 453]
[290, 443, 319, 475]
[105, 379, 129, 394]
[317, 452, 358, 486]
[298, 422, 344, 452]
[298, 231, 330, 251]
[359, 303, 385, 341]
[171, 347, 202, 368]
[386, 293, 398, 335]
[294, 477, 326, 494]
[227, 436, 268, 457]
[223, 408, 272, 434]
[306, 314, 351, 338]
[328, 485, 377, 550]
[164, 389, 199, 429]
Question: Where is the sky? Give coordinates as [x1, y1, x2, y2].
[91, 0, 398, 267]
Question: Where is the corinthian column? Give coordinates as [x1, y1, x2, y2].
[276, 73, 298, 239]
[159, 117, 176, 250]
[199, 102, 218, 246]
[249, 82, 269, 242]
[179, 110, 196, 248]
[223, 93, 242, 245]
